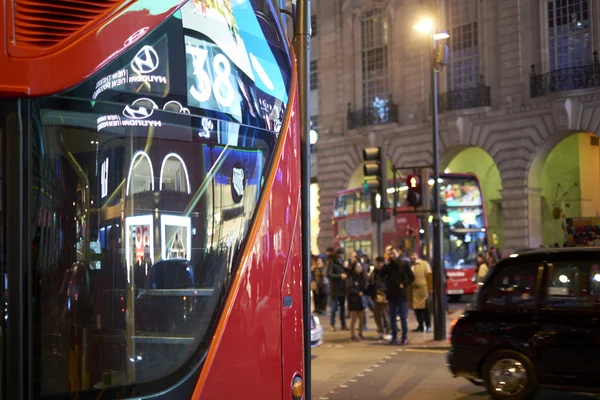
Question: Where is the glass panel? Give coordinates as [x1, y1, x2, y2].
[547, 262, 600, 309]
[29, 0, 290, 396]
[483, 264, 538, 310]
[344, 194, 356, 215]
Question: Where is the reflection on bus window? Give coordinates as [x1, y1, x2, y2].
[27, 0, 291, 396]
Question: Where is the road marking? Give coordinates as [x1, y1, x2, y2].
[385, 356, 392, 359]
[349, 379, 358, 382]
[357, 374, 365, 377]
[401, 348, 447, 354]
[340, 385, 348, 388]
[319, 398, 329, 400]
[365, 369, 373, 372]
[373, 364, 380, 368]
[390, 352, 398, 355]
[379, 360, 386, 363]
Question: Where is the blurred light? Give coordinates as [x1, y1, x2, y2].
[419, 229, 425, 234]
[481, 228, 486, 232]
[559, 275, 569, 284]
[413, 19, 433, 33]
[310, 129, 319, 145]
[434, 32, 450, 40]
[509, 253, 518, 258]
[594, 274, 600, 282]
[444, 169, 451, 173]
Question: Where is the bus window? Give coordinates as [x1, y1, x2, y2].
[360, 192, 371, 212]
[334, 195, 345, 217]
[344, 194, 356, 215]
[23, 0, 293, 397]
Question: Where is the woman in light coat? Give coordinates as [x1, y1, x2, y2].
[407, 249, 432, 332]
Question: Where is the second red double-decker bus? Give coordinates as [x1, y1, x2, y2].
[0, 0, 311, 399]
[333, 173, 488, 299]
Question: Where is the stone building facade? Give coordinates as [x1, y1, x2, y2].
[310, 0, 600, 254]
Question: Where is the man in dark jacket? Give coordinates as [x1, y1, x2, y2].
[382, 245, 415, 345]
[368, 256, 390, 340]
[328, 248, 348, 331]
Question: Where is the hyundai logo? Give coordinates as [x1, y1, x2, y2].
[123, 98, 158, 119]
[131, 45, 159, 74]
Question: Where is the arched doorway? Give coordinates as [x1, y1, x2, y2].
[537, 132, 600, 246]
[443, 147, 503, 251]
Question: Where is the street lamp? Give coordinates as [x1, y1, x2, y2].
[414, 17, 449, 342]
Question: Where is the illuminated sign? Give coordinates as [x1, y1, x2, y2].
[101, 158, 109, 198]
[125, 215, 154, 273]
[185, 36, 242, 120]
[93, 37, 169, 99]
[97, 98, 191, 132]
[131, 45, 160, 74]
[160, 215, 192, 261]
[200, 117, 213, 138]
[231, 163, 246, 204]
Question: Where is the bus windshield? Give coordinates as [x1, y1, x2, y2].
[8, 0, 292, 397]
[437, 177, 487, 269]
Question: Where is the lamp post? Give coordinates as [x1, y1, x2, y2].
[414, 19, 449, 342]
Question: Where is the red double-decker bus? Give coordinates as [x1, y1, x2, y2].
[0, 0, 310, 399]
[333, 173, 488, 299]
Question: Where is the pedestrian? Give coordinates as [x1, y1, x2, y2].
[347, 261, 367, 341]
[368, 256, 390, 340]
[408, 249, 431, 333]
[316, 254, 329, 314]
[475, 252, 489, 288]
[382, 245, 415, 345]
[328, 248, 348, 332]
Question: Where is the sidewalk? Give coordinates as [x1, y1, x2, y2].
[316, 308, 463, 350]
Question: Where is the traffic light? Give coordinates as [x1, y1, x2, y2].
[362, 145, 389, 210]
[406, 174, 423, 208]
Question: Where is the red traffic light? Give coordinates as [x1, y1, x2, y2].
[406, 174, 423, 208]
[408, 175, 419, 188]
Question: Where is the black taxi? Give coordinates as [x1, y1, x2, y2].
[447, 248, 600, 400]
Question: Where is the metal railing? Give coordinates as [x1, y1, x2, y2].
[347, 98, 399, 130]
[437, 77, 491, 113]
[530, 51, 600, 98]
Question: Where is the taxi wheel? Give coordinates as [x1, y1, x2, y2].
[482, 349, 538, 400]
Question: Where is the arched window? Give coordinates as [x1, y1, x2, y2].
[126, 151, 155, 196]
[361, 8, 389, 109]
[159, 153, 191, 194]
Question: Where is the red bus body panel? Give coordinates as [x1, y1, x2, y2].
[193, 91, 304, 400]
[0, 1, 185, 97]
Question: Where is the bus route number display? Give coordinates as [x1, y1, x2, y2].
[185, 35, 242, 121]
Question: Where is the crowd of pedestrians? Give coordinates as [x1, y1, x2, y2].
[310, 245, 503, 345]
[311, 245, 426, 345]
